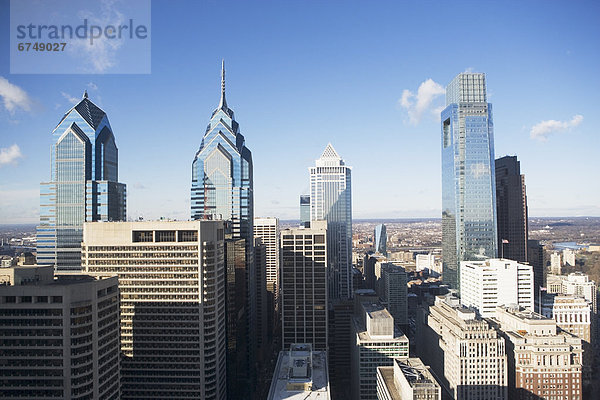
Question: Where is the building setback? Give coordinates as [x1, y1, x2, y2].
[82, 221, 227, 400]
[417, 295, 507, 400]
[0, 266, 120, 400]
[280, 221, 328, 350]
[493, 305, 583, 400]
[441, 73, 498, 295]
[376, 358, 441, 400]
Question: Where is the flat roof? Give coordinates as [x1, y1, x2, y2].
[267, 349, 329, 400]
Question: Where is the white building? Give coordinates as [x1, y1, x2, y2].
[351, 302, 409, 400]
[254, 217, 280, 298]
[551, 251, 562, 274]
[416, 253, 435, 271]
[310, 143, 352, 300]
[376, 358, 441, 400]
[82, 220, 227, 400]
[267, 343, 330, 400]
[0, 265, 120, 400]
[548, 272, 597, 313]
[417, 295, 508, 400]
[563, 248, 576, 266]
[460, 258, 534, 318]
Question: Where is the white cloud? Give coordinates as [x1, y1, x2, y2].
[61, 91, 79, 105]
[530, 115, 583, 141]
[0, 77, 33, 113]
[87, 82, 98, 90]
[66, 1, 125, 73]
[399, 79, 445, 124]
[0, 144, 23, 166]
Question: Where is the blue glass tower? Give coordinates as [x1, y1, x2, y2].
[191, 61, 255, 398]
[374, 223, 387, 255]
[441, 73, 498, 295]
[37, 91, 126, 271]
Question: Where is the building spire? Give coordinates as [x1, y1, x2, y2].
[83, 90, 88, 99]
[219, 59, 227, 109]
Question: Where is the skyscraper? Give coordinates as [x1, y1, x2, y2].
[37, 92, 126, 271]
[441, 73, 498, 294]
[374, 223, 387, 255]
[310, 143, 352, 299]
[495, 156, 528, 262]
[300, 195, 311, 227]
[190, 62, 256, 398]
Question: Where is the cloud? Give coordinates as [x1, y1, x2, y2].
[66, 1, 125, 73]
[0, 77, 33, 113]
[61, 92, 79, 105]
[87, 82, 98, 90]
[530, 115, 583, 141]
[399, 79, 445, 124]
[0, 144, 23, 166]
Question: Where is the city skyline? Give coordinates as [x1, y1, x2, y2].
[1, 1, 600, 224]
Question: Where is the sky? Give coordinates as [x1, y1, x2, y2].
[0, 0, 599, 224]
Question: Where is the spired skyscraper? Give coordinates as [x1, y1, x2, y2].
[190, 61, 256, 399]
[37, 91, 126, 271]
[441, 73, 498, 295]
[310, 143, 352, 300]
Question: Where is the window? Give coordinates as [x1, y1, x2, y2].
[132, 231, 153, 242]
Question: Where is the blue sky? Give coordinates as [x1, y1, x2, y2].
[1, 0, 599, 224]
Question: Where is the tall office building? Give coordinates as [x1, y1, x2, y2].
[493, 305, 583, 400]
[441, 73, 498, 294]
[300, 195, 311, 227]
[417, 295, 507, 400]
[82, 221, 227, 400]
[378, 263, 408, 326]
[495, 156, 528, 262]
[37, 92, 126, 271]
[254, 217, 280, 299]
[310, 143, 352, 299]
[0, 265, 120, 400]
[460, 258, 534, 318]
[374, 224, 387, 255]
[280, 221, 328, 350]
[254, 237, 268, 360]
[190, 62, 256, 398]
[351, 302, 409, 400]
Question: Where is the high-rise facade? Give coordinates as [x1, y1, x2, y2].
[379, 263, 408, 326]
[280, 221, 328, 350]
[374, 224, 387, 255]
[441, 73, 498, 294]
[310, 143, 352, 300]
[460, 258, 534, 318]
[37, 92, 126, 271]
[527, 239, 545, 312]
[82, 221, 227, 400]
[254, 217, 280, 299]
[190, 62, 256, 398]
[0, 266, 120, 400]
[417, 295, 507, 400]
[300, 195, 311, 228]
[495, 156, 528, 262]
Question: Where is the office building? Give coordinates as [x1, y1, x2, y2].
[417, 295, 507, 400]
[441, 73, 498, 294]
[374, 224, 387, 255]
[267, 343, 330, 400]
[254, 217, 280, 302]
[280, 221, 328, 350]
[351, 302, 409, 400]
[547, 272, 597, 313]
[0, 265, 120, 399]
[551, 252, 562, 274]
[376, 358, 441, 400]
[254, 237, 268, 361]
[300, 195, 310, 228]
[378, 263, 408, 325]
[563, 248, 576, 266]
[82, 221, 227, 400]
[190, 62, 256, 398]
[328, 299, 354, 399]
[493, 305, 583, 400]
[416, 253, 435, 272]
[527, 239, 545, 312]
[460, 258, 534, 318]
[37, 92, 126, 271]
[310, 143, 352, 299]
[495, 156, 528, 262]
[363, 252, 385, 291]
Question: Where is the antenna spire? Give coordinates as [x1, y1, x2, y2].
[83, 90, 88, 99]
[219, 59, 227, 109]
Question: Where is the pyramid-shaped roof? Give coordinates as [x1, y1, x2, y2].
[320, 143, 341, 159]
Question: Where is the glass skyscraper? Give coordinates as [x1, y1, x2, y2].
[190, 61, 256, 398]
[441, 73, 498, 295]
[374, 223, 387, 255]
[37, 91, 126, 271]
[310, 143, 352, 299]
